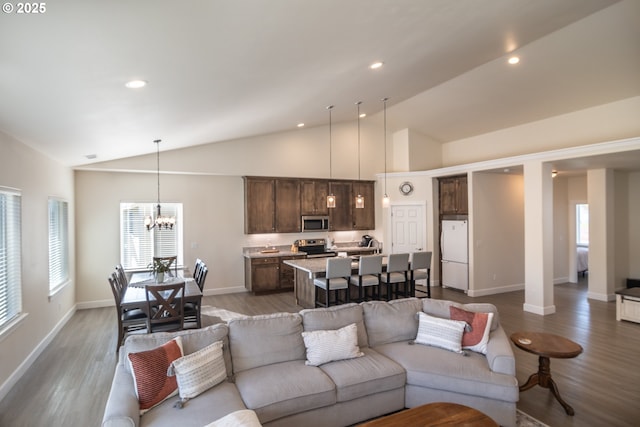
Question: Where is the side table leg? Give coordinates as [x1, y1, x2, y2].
[519, 372, 539, 391]
[548, 377, 575, 416]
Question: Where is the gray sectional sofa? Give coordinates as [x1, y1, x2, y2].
[102, 298, 519, 427]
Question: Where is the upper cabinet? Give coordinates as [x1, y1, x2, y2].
[439, 175, 468, 216]
[300, 180, 328, 216]
[244, 176, 375, 234]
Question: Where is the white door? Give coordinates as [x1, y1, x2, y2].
[391, 204, 425, 254]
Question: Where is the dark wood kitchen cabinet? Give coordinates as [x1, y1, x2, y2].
[439, 175, 468, 216]
[244, 177, 275, 233]
[279, 254, 306, 290]
[245, 257, 280, 293]
[352, 181, 375, 230]
[244, 177, 300, 233]
[300, 180, 329, 215]
[328, 180, 353, 231]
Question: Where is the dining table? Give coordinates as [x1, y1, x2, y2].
[121, 272, 203, 327]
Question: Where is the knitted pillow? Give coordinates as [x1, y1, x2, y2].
[449, 306, 494, 354]
[128, 337, 183, 414]
[415, 312, 466, 353]
[168, 340, 227, 403]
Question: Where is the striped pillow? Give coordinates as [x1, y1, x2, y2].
[128, 337, 183, 414]
[168, 340, 227, 401]
[301, 323, 364, 366]
[415, 312, 466, 353]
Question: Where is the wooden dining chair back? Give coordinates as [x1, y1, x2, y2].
[108, 273, 147, 351]
[410, 251, 433, 298]
[145, 282, 185, 333]
[313, 257, 352, 307]
[349, 255, 383, 302]
[194, 263, 208, 292]
[185, 262, 207, 328]
[381, 253, 410, 300]
[193, 258, 204, 280]
[115, 264, 128, 289]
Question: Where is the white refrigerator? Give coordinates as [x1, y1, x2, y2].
[441, 220, 468, 291]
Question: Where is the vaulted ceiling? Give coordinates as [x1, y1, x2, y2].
[1, 0, 638, 166]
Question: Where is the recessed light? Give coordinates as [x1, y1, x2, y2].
[370, 61, 384, 70]
[297, 123, 305, 128]
[508, 56, 520, 65]
[359, 113, 366, 118]
[125, 80, 147, 89]
[85, 154, 97, 160]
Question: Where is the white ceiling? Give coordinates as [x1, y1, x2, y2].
[1, 0, 638, 167]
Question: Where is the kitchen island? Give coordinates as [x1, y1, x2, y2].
[284, 256, 387, 309]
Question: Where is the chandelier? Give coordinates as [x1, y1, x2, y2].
[144, 139, 175, 230]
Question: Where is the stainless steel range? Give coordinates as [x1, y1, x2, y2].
[294, 238, 337, 258]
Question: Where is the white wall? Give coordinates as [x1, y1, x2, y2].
[626, 171, 640, 280]
[553, 176, 570, 283]
[0, 132, 75, 400]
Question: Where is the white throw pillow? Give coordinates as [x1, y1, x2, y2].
[167, 340, 227, 401]
[301, 323, 364, 366]
[415, 312, 466, 353]
[204, 409, 262, 427]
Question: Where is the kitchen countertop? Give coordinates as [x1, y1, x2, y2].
[243, 243, 381, 259]
[283, 256, 388, 276]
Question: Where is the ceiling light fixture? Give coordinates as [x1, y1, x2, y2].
[508, 56, 520, 65]
[297, 123, 305, 128]
[382, 97, 390, 208]
[355, 101, 364, 209]
[125, 80, 147, 89]
[144, 139, 176, 230]
[326, 105, 336, 209]
[552, 170, 558, 178]
[370, 61, 384, 70]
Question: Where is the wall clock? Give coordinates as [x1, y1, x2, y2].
[399, 181, 414, 196]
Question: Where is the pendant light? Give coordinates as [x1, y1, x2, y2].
[326, 105, 336, 208]
[355, 101, 364, 209]
[144, 139, 176, 230]
[382, 97, 390, 208]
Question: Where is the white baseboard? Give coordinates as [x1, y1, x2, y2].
[0, 304, 77, 402]
[587, 291, 615, 302]
[76, 299, 113, 310]
[523, 303, 557, 315]
[203, 286, 248, 296]
[467, 283, 524, 297]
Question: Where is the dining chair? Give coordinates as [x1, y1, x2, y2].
[145, 282, 185, 333]
[410, 251, 433, 298]
[115, 263, 128, 289]
[313, 257, 352, 308]
[349, 255, 383, 302]
[108, 273, 147, 351]
[185, 262, 207, 328]
[193, 258, 204, 280]
[381, 253, 410, 300]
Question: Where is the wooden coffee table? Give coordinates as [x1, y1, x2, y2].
[510, 331, 583, 416]
[359, 402, 498, 427]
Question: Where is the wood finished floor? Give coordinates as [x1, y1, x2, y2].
[0, 278, 638, 427]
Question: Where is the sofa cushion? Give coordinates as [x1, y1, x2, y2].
[128, 337, 183, 414]
[415, 312, 466, 354]
[204, 409, 262, 427]
[318, 347, 406, 402]
[422, 299, 500, 331]
[140, 382, 247, 427]
[123, 323, 232, 378]
[302, 323, 364, 366]
[168, 340, 227, 400]
[300, 303, 368, 348]
[374, 341, 519, 403]
[228, 313, 305, 373]
[234, 360, 336, 424]
[362, 298, 423, 346]
[450, 306, 494, 354]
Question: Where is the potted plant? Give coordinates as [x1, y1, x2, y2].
[149, 258, 173, 283]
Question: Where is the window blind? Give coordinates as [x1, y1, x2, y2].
[48, 198, 69, 291]
[0, 189, 22, 330]
[120, 203, 183, 270]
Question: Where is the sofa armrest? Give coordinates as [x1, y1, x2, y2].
[102, 363, 140, 427]
[485, 326, 516, 376]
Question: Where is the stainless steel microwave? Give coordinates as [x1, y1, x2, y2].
[301, 215, 330, 232]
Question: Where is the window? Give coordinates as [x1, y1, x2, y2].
[576, 203, 589, 246]
[0, 188, 22, 331]
[48, 198, 69, 292]
[120, 203, 183, 270]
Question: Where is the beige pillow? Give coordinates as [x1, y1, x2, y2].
[415, 312, 466, 354]
[168, 340, 227, 402]
[301, 323, 364, 366]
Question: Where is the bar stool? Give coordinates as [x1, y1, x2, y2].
[349, 255, 383, 302]
[381, 253, 410, 300]
[313, 257, 352, 307]
[410, 251, 432, 298]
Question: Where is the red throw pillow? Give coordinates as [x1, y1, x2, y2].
[128, 337, 184, 413]
[449, 306, 493, 354]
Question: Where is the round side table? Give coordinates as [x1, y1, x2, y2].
[510, 331, 583, 416]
